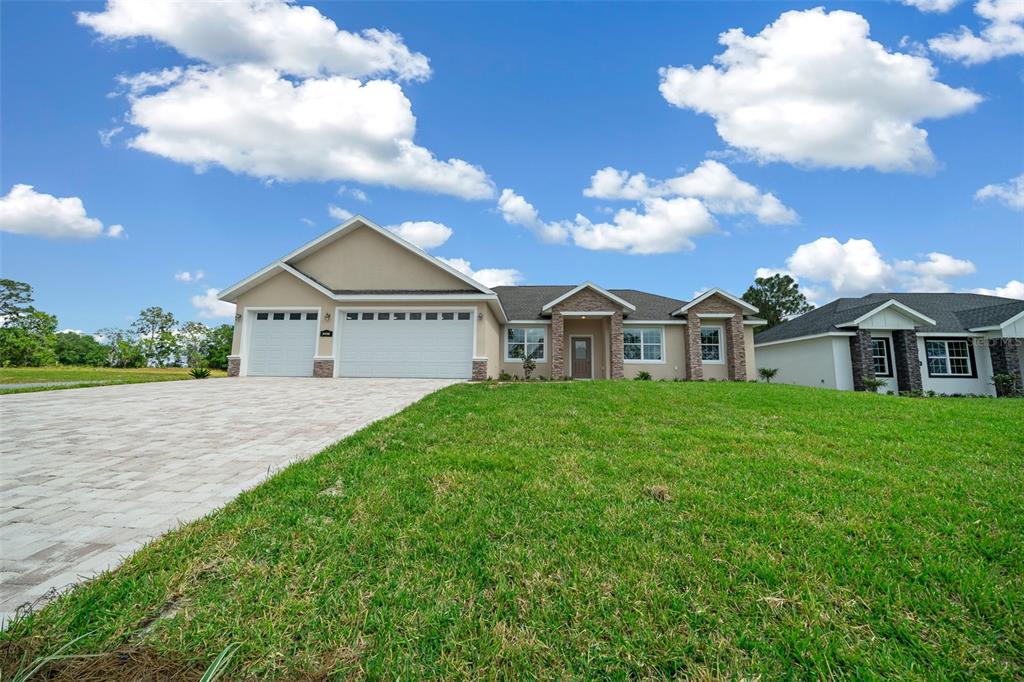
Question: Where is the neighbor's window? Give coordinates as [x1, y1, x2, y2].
[871, 338, 892, 377]
[700, 327, 722, 362]
[506, 327, 545, 361]
[624, 328, 663, 361]
[925, 339, 972, 376]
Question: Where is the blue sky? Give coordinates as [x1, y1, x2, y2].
[1, 0, 1021, 333]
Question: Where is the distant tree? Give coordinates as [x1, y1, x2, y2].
[54, 331, 108, 366]
[131, 306, 179, 367]
[178, 321, 212, 368]
[0, 310, 58, 366]
[742, 274, 814, 329]
[98, 327, 146, 368]
[204, 324, 233, 370]
[0, 279, 33, 323]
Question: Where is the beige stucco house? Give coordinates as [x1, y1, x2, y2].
[219, 216, 764, 381]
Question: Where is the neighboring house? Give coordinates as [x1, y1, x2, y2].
[218, 216, 763, 381]
[754, 293, 1024, 396]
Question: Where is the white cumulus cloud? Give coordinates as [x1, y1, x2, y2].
[583, 160, 797, 224]
[175, 270, 204, 283]
[975, 174, 1024, 210]
[0, 184, 125, 239]
[903, 0, 962, 12]
[658, 8, 981, 172]
[497, 189, 571, 244]
[328, 205, 353, 221]
[969, 279, 1024, 299]
[77, 0, 430, 80]
[764, 237, 979, 298]
[387, 220, 452, 250]
[437, 257, 523, 288]
[191, 288, 236, 319]
[929, 0, 1024, 64]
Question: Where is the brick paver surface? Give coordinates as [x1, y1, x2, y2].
[0, 377, 456, 624]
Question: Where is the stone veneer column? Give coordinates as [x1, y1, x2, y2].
[313, 359, 334, 378]
[849, 329, 876, 391]
[988, 338, 1022, 396]
[551, 311, 565, 379]
[686, 316, 703, 380]
[891, 330, 922, 393]
[471, 359, 488, 381]
[227, 357, 241, 377]
[726, 315, 747, 381]
[610, 312, 624, 379]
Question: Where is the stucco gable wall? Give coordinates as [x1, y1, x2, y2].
[292, 225, 470, 291]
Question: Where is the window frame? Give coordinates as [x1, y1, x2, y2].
[504, 326, 548, 363]
[699, 325, 725, 364]
[871, 337, 894, 378]
[623, 326, 666, 364]
[924, 338, 977, 378]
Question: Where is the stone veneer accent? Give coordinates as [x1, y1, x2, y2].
[988, 338, 1022, 396]
[313, 358, 335, 378]
[891, 330, 922, 393]
[550, 288, 625, 379]
[471, 359, 488, 381]
[227, 357, 241, 377]
[684, 295, 749, 381]
[849, 329, 876, 391]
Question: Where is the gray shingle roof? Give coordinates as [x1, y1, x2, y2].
[492, 286, 689, 321]
[755, 293, 1024, 344]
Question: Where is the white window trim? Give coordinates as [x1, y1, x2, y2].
[504, 326, 548, 363]
[871, 337, 893, 378]
[700, 324, 725, 364]
[623, 325, 666, 364]
[924, 339, 973, 377]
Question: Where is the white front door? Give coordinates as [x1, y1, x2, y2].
[337, 309, 473, 378]
[247, 310, 318, 376]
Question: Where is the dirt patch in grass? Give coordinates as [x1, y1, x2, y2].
[0, 642, 207, 682]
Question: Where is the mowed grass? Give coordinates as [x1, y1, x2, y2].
[0, 366, 225, 394]
[3, 382, 1022, 679]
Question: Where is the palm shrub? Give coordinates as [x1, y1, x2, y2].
[634, 371, 652, 381]
[758, 367, 779, 384]
[189, 367, 212, 380]
[860, 376, 887, 392]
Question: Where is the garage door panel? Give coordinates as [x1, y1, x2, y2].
[248, 312, 318, 377]
[337, 313, 472, 378]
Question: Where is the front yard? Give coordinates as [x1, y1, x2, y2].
[0, 366, 226, 394]
[2, 382, 1021, 679]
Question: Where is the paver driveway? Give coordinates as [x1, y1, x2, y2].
[0, 377, 456, 623]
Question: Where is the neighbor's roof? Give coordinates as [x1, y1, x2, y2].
[755, 293, 1024, 344]
[493, 286, 690, 321]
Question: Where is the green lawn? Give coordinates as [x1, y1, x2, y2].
[3, 382, 1022, 679]
[0, 366, 226, 394]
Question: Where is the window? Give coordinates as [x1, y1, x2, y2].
[624, 327, 663, 362]
[256, 312, 269, 320]
[506, 327, 546, 361]
[700, 327, 723, 362]
[306, 312, 317, 320]
[426, 312, 438, 320]
[394, 312, 406, 320]
[346, 312, 358, 320]
[289, 312, 302, 320]
[458, 312, 471, 320]
[361, 312, 374, 320]
[925, 339, 974, 377]
[378, 312, 390, 320]
[442, 312, 454, 320]
[410, 312, 422, 320]
[871, 338, 892, 377]
[273, 312, 285, 320]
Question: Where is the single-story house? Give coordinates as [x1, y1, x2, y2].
[754, 293, 1024, 396]
[218, 216, 764, 380]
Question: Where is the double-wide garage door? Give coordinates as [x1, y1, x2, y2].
[337, 310, 473, 379]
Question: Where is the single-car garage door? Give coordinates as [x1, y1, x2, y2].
[337, 309, 473, 378]
[248, 311, 319, 376]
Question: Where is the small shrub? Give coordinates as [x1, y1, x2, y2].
[498, 370, 512, 382]
[634, 371, 652, 381]
[860, 377, 887, 392]
[189, 367, 212, 379]
[992, 373, 1022, 397]
[758, 367, 779, 384]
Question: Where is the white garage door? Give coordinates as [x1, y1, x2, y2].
[248, 310, 319, 376]
[337, 309, 473, 378]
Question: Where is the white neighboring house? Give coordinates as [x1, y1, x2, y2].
[754, 293, 1024, 396]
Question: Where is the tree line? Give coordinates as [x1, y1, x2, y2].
[0, 279, 232, 369]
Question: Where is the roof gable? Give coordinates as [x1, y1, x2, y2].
[542, 282, 636, 312]
[674, 288, 759, 315]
